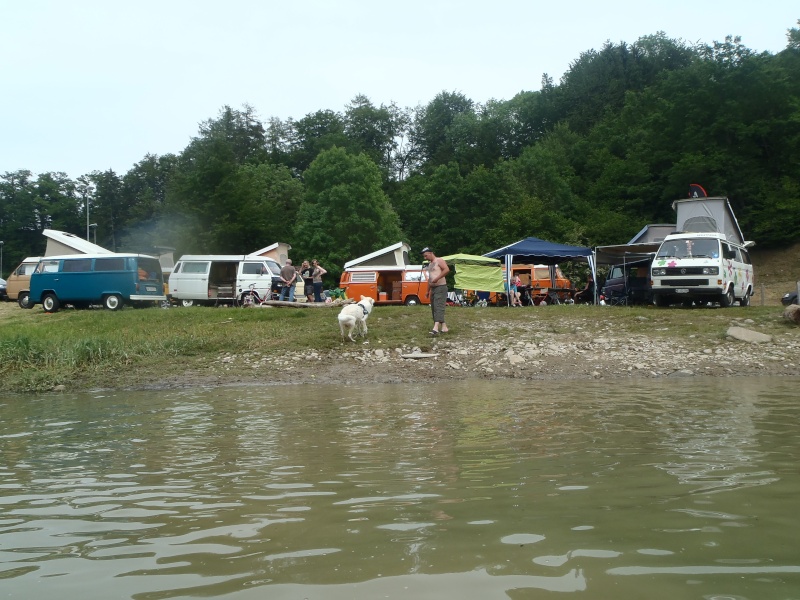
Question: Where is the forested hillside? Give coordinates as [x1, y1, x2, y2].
[2, 25, 798, 280]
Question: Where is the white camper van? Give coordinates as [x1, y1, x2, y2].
[650, 197, 755, 307]
[169, 255, 282, 306]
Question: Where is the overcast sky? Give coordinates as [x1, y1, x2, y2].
[2, 0, 797, 180]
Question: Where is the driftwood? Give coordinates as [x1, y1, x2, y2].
[253, 299, 353, 308]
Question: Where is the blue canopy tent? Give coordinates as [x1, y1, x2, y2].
[484, 237, 595, 305]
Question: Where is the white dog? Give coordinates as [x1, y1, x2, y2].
[338, 295, 375, 341]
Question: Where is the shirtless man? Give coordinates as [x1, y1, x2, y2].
[421, 247, 450, 335]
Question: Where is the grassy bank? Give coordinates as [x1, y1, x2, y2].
[0, 300, 795, 393]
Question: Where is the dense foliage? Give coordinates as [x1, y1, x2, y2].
[2, 25, 799, 281]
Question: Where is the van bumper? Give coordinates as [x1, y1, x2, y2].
[651, 282, 725, 299]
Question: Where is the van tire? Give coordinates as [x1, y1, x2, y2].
[181, 299, 195, 308]
[103, 294, 123, 311]
[18, 291, 32, 309]
[740, 290, 751, 307]
[720, 286, 735, 308]
[404, 295, 420, 306]
[654, 294, 669, 307]
[42, 293, 60, 313]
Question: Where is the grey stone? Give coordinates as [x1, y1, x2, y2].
[726, 326, 773, 344]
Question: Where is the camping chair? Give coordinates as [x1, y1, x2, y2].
[605, 291, 629, 306]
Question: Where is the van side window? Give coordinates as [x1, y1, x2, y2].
[241, 262, 262, 275]
[352, 272, 377, 283]
[721, 243, 734, 259]
[183, 262, 210, 274]
[94, 257, 126, 271]
[36, 260, 60, 273]
[62, 258, 92, 272]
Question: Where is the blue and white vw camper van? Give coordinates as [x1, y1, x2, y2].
[29, 253, 166, 312]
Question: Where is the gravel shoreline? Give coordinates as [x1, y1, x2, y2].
[172, 313, 800, 389]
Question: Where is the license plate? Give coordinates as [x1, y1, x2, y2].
[676, 288, 689, 293]
[146, 286, 157, 292]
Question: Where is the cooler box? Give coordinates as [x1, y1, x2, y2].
[379, 292, 388, 301]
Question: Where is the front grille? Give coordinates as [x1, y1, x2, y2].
[663, 279, 709, 287]
[662, 267, 708, 275]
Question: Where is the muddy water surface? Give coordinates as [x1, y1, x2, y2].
[1, 378, 799, 599]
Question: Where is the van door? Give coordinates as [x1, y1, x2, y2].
[171, 261, 210, 300]
[238, 260, 276, 301]
[731, 246, 751, 300]
[6, 260, 39, 301]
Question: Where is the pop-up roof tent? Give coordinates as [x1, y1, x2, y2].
[43, 229, 112, 256]
[440, 254, 505, 293]
[343, 242, 412, 269]
[484, 237, 594, 305]
[673, 197, 749, 245]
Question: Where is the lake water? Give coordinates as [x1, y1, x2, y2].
[1, 378, 799, 599]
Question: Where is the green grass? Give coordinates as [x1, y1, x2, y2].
[0, 301, 794, 393]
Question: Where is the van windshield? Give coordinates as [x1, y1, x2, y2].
[263, 261, 281, 276]
[657, 238, 720, 259]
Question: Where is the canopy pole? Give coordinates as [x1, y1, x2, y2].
[505, 254, 512, 307]
[588, 254, 597, 304]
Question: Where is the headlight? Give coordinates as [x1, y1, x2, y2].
[651, 268, 666, 276]
[701, 267, 719, 275]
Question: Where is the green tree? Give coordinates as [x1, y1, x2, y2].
[116, 153, 179, 252]
[409, 91, 476, 172]
[0, 170, 43, 269]
[166, 106, 267, 252]
[88, 169, 123, 250]
[287, 110, 348, 173]
[35, 172, 81, 234]
[212, 162, 304, 253]
[344, 95, 411, 180]
[293, 147, 403, 278]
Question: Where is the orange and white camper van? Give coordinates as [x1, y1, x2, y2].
[338, 242, 431, 306]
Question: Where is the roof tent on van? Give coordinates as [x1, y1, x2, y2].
[344, 242, 412, 269]
[43, 229, 112, 256]
[672, 197, 748, 245]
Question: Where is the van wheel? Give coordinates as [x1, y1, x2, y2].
[404, 295, 420, 306]
[103, 294, 123, 311]
[18, 291, 33, 309]
[42, 293, 60, 313]
[181, 299, 194, 308]
[740, 291, 750, 307]
[720, 287, 735, 308]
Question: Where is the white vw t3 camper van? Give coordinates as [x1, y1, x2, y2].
[650, 197, 755, 307]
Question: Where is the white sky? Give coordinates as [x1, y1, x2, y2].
[2, 0, 797, 180]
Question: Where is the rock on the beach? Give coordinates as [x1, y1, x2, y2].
[726, 326, 773, 344]
[783, 304, 800, 326]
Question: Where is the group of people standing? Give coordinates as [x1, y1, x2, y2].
[278, 259, 328, 302]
